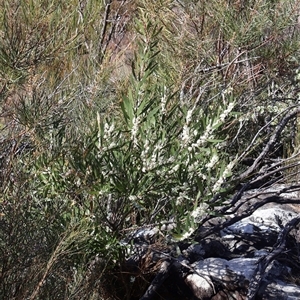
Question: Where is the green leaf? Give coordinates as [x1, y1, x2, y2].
[121, 95, 134, 125]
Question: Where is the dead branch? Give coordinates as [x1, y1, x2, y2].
[196, 194, 300, 240]
[247, 216, 300, 300]
[239, 106, 300, 181]
[139, 260, 172, 300]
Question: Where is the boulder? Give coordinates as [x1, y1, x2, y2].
[126, 185, 300, 299]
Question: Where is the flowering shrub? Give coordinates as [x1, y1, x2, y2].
[64, 21, 239, 244]
[0, 0, 299, 299]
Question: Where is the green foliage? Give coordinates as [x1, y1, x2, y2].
[0, 0, 299, 299]
[64, 20, 237, 241]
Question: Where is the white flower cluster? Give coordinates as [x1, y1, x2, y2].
[103, 122, 115, 140]
[181, 124, 190, 146]
[190, 123, 214, 150]
[101, 123, 117, 151]
[97, 112, 102, 147]
[141, 140, 165, 173]
[141, 139, 150, 173]
[102, 142, 117, 151]
[128, 195, 138, 202]
[168, 164, 180, 175]
[175, 183, 189, 205]
[176, 191, 188, 205]
[212, 160, 235, 192]
[191, 203, 209, 223]
[181, 102, 234, 150]
[181, 109, 193, 146]
[216, 141, 228, 150]
[179, 227, 195, 240]
[131, 116, 140, 147]
[187, 160, 208, 182]
[96, 113, 117, 151]
[205, 154, 219, 170]
[141, 138, 150, 159]
[161, 86, 167, 115]
[219, 102, 234, 122]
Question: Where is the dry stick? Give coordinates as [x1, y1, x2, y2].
[98, 0, 128, 64]
[196, 57, 257, 74]
[207, 107, 298, 207]
[139, 260, 173, 300]
[235, 105, 299, 169]
[247, 216, 300, 300]
[196, 195, 300, 240]
[196, 155, 300, 240]
[29, 237, 66, 300]
[239, 107, 300, 181]
[28, 226, 81, 300]
[99, 1, 111, 45]
[179, 56, 257, 103]
[250, 161, 300, 188]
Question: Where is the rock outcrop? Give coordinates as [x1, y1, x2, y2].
[124, 184, 300, 300]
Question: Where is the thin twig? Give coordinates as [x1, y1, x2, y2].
[139, 260, 172, 300]
[239, 107, 300, 180]
[247, 216, 300, 300]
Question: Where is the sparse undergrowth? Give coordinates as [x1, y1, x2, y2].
[0, 0, 300, 299]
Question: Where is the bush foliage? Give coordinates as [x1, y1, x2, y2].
[0, 0, 300, 299]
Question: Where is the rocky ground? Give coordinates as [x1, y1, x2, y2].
[117, 184, 300, 300]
